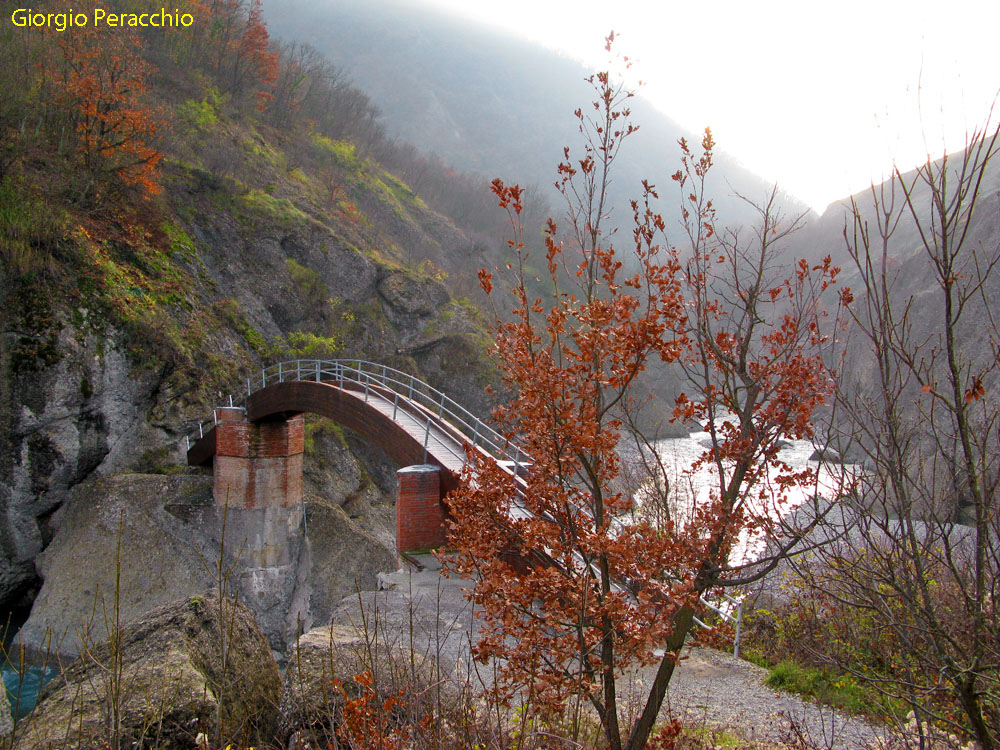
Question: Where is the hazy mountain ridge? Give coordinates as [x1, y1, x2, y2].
[265, 0, 812, 235]
[786, 145, 1000, 407]
[789, 143, 1000, 286]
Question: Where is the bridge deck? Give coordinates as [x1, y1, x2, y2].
[186, 375, 475, 490]
[344, 386, 467, 473]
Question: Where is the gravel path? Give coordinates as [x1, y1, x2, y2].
[334, 561, 887, 749]
[655, 647, 884, 748]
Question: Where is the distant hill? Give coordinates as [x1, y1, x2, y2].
[785, 143, 1000, 411]
[265, 0, 813, 237]
[787, 142, 1000, 298]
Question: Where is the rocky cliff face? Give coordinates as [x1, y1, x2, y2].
[0, 151, 497, 640]
[0, 334, 167, 610]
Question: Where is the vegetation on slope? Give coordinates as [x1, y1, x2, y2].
[0, 0, 498, 402]
[0, 0, 502, 626]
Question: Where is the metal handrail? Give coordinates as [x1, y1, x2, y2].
[184, 358, 743, 651]
[184, 359, 514, 461]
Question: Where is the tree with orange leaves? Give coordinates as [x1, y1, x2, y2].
[229, 0, 278, 111]
[669, 128, 848, 592]
[53, 1, 162, 197]
[446, 41, 846, 750]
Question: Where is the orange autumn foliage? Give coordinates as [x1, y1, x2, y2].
[209, 0, 278, 111]
[333, 671, 425, 750]
[446, 39, 846, 750]
[239, 0, 279, 111]
[51, 1, 162, 195]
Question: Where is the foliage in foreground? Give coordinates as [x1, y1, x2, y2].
[446, 38, 847, 750]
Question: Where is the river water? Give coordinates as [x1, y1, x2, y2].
[650, 426, 848, 567]
[3, 662, 58, 720]
[3, 606, 60, 720]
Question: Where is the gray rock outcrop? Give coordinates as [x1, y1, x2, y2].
[297, 499, 397, 637]
[17, 469, 314, 656]
[17, 473, 218, 657]
[0, 333, 167, 610]
[14, 596, 281, 750]
[18, 444, 399, 657]
[808, 446, 844, 463]
[280, 419, 400, 641]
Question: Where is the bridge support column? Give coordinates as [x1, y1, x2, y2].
[396, 465, 447, 553]
[210, 408, 306, 648]
[213, 408, 304, 509]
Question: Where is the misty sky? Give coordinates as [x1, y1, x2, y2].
[418, 0, 999, 212]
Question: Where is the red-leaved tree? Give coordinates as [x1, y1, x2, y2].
[52, 1, 162, 197]
[446, 41, 846, 750]
[233, 0, 278, 111]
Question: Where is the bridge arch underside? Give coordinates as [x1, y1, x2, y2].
[253, 380, 462, 494]
[187, 379, 462, 495]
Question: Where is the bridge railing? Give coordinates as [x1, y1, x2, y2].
[185, 394, 243, 449]
[274, 359, 517, 464]
[185, 359, 523, 468]
[184, 358, 744, 651]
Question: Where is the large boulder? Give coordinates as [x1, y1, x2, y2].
[18, 473, 218, 656]
[376, 269, 449, 321]
[808, 446, 845, 463]
[278, 624, 362, 745]
[297, 498, 397, 635]
[14, 596, 281, 750]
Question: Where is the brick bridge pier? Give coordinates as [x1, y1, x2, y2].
[184, 361, 517, 646]
[195, 385, 461, 560]
[210, 407, 450, 555]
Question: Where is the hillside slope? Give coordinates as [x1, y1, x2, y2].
[0, 2, 496, 620]
[266, 0, 812, 234]
[786, 145, 1000, 400]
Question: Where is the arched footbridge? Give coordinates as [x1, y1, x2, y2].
[184, 359, 743, 646]
[185, 359, 528, 552]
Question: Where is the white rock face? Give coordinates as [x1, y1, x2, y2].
[2, 330, 166, 605]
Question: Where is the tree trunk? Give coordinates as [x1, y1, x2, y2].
[625, 604, 695, 750]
